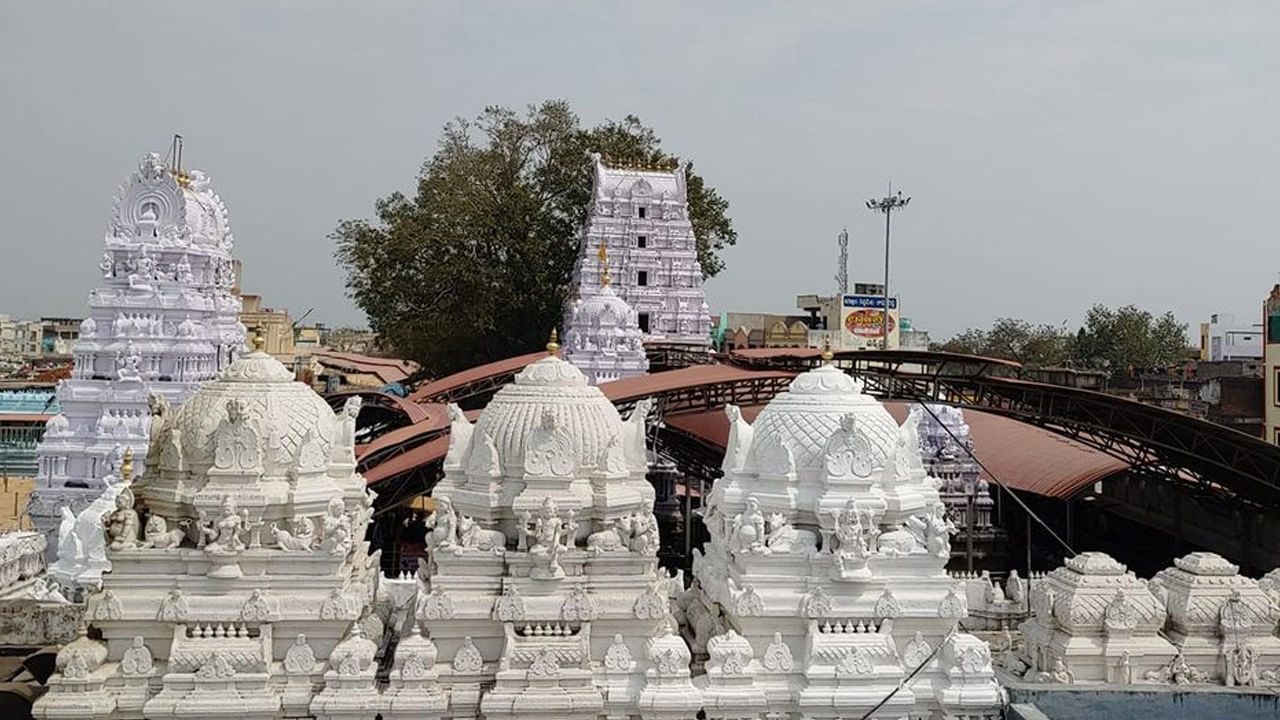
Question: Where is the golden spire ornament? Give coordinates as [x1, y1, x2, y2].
[821, 336, 834, 363]
[598, 241, 612, 286]
[121, 447, 134, 483]
[547, 328, 560, 355]
[251, 326, 266, 352]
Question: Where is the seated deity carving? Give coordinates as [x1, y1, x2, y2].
[198, 495, 249, 555]
[730, 496, 768, 555]
[318, 497, 353, 555]
[103, 487, 141, 551]
[426, 496, 460, 551]
[522, 497, 570, 579]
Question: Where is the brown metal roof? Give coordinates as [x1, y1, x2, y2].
[665, 402, 1127, 499]
[407, 352, 546, 402]
[364, 435, 451, 483]
[356, 405, 480, 459]
[600, 364, 796, 402]
[312, 351, 419, 385]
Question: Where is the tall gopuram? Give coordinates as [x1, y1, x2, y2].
[914, 404, 1008, 571]
[562, 243, 650, 384]
[32, 339, 392, 720]
[567, 153, 711, 349]
[686, 351, 1003, 719]
[29, 152, 246, 569]
[420, 338, 701, 719]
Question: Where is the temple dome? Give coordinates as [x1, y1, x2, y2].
[747, 362, 898, 472]
[462, 352, 625, 475]
[164, 346, 335, 477]
[180, 170, 234, 248]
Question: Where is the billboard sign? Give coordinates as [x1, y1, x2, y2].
[840, 294, 899, 348]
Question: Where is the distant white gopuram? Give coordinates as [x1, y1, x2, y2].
[423, 339, 699, 719]
[30, 152, 245, 577]
[687, 348, 1003, 719]
[32, 338, 385, 720]
[568, 153, 711, 349]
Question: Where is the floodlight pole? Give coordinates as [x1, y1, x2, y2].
[866, 185, 910, 349]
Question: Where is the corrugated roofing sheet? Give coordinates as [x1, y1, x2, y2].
[408, 352, 546, 402]
[312, 351, 419, 385]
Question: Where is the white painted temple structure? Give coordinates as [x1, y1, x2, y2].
[687, 351, 1003, 719]
[569, 153, 711, 348]
[1013, 551, 1280, 687]
[422, 339, 699, 719]
[562, 244, 650, 385]
[32, 337, 384, 720]
[29, 152, 245, 572]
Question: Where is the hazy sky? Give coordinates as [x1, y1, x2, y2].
[2, 2, 1277, 340]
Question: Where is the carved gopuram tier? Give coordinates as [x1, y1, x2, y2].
[32, 348, 387, 720]
[687, 357, 1001, 719]
[568, 154, 711, 349]
[31, 152, 245, 571]
[423, 347, 699, 719]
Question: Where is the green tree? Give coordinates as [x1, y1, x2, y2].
[932, 318, 1070, 367]
[1071, 304, 1189, 376]
[333, 101, 737, 377]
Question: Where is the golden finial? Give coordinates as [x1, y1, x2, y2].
[547, 328, 560, 355]
[121, 447, 134, 484]
[598, 241, 611, 286]
[821, 337, 834, 363]
[251, 326, 266, 352]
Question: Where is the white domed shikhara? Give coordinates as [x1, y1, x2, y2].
[417, 344, 697, 719]
[688, 352, 1002, 719]
[32, 342, 392, 720]
[35, 152, 246, 591]
[562, 279, 651, 385]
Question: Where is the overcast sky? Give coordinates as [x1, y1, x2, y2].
[2, 2, 1277, 340]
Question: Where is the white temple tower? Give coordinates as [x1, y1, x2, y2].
[420, 339, 700, 719]
[32, 338, 387, 720]
[915, 403, 1008, 571]
[568, 153, 711, 349]
[562, 242, 650, 384]
[686, 349, 1002, 719]
[29, 153, 245, 565]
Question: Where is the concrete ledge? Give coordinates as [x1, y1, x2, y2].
[1006, 683, 1280, 720]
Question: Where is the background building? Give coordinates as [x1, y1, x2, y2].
[1201, 313, 1263, 361]
[1264, 287, 1280, 444]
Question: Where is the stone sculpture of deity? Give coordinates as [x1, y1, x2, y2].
[730, 496, 768, 555]
[524, 497, 568, 579]
[116, 341, 143, 382]
[199, 495, 248, 554]
[213, 399, 261, 471]
[103, 488, 141, 551]
[426, 496, 460, 551]
[127, 246, 157, 292]
[318, 497, 353, 555]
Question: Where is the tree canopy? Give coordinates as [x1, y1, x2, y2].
[334, 100, 737, 377]
[1070, 304, 1189, 374]
[931, 318, 1071, 368]
[932, 305, 1190, 376]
